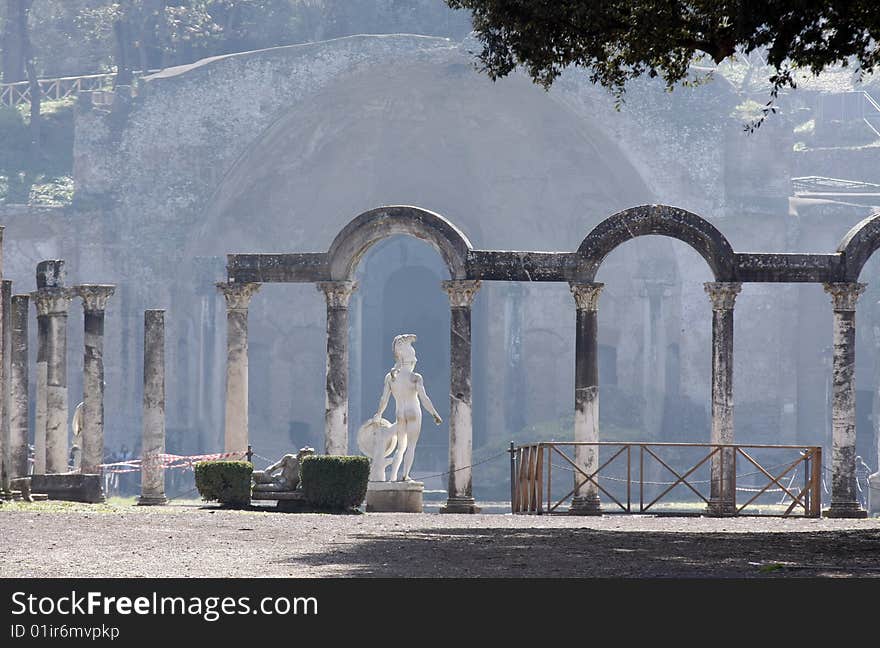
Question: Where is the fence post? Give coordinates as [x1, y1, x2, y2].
[811, 447, 823, 517]
[802, 449, 810, 514]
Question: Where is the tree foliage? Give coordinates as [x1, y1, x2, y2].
[446, 1, 880, 127]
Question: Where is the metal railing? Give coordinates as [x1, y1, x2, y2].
[510, 442, 823, 517]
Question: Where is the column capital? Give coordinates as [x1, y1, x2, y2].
[217, 282, 261, 311]
[75, 284, 116, 312]
[824, 282, 867, 311]
[317, 280, 358, 309]
[30, 287, 74, 316]
[704, 282, 742, 311]
[441, 279, 481, 308]
[569, 282, 604, 311]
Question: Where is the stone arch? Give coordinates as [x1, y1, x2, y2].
[836, 210, 880, 281]
[576, 204, 736, 282]
[327, 205, 473, 280]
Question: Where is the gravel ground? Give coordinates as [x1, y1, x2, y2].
[2, 501, 880, 578]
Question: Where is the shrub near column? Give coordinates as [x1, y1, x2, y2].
[300, 456, 369, 511]
[194, 460, 253, 507]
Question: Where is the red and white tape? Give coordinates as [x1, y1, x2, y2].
[99, 450, 247, 474]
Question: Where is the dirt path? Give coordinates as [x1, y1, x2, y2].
[2, 502, 880, 578]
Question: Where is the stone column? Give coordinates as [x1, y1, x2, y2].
[823, 282, 868, 518]
[76, 285, 115, 474]
[9, 295, 29, 480]
[317, 281, 357, 455]
[217, 282, 260, 454]
[569, 282, 603, 515]
[32, 301, 48, 474]
[138, 309, 166, 505]
[0, 280, 9, 492]
[440, 279, 481, 514]
[32, 267, 73, 475]
[704, 282, 741, 515]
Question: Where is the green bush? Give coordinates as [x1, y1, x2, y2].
[194, 460, 253, 507]
[300, 455, 369, 511]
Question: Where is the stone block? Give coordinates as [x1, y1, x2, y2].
[30, 473, 104, 503]
[10, 477, 32, 502]
[366, 481, 423, 513]
[251, 490, 305, 501]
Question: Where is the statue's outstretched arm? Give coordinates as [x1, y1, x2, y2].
[374, 374, 392, 420]
[416, 375, 442, 425]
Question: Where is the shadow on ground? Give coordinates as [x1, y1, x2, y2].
[279, 528, 880, 578]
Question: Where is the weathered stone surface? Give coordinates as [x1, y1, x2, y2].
[838, 211, 880, 281]
[467, 251, 581, 282]
[217, 282, 260, 453]
[227, 253, 329, 284]
[705, 282, 741, 515]
[251, 490, 306, 501]
[365, 480, 423, 513]
[138, 310, 166, 506]
[317, 281, 357, 455]
[9, 295, 29, 480]
[440, 280, 480, 513]
[328, 206, 472, 281]
[0, 280, 10, 492]
[734, 253, 843, 283]
[823, 282, 867, 518]
[10, 477, 32, 502]
[577, 205, 736, 282]
[31, 473, 104, 503]
[32, 311, 48, 475]
[35, 260, 65, 289]
[569, 282, 603, 515]
[75, 285, 115, 474]
[31, 283, 73, 475]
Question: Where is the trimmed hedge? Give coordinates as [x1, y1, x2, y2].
[194, 460, 253, 507]
[300, 455, 369, 511]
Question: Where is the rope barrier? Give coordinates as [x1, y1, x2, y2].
[166, 486, 201, 503]
[414, 449, 510, 481]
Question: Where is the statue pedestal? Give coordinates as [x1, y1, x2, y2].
[366, 480, 423, 513]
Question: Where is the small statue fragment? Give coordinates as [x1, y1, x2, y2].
[252, 446, 315, 492]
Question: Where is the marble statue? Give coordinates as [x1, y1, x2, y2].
[358, 334, 442, 482]
[252, 446, 315, 492]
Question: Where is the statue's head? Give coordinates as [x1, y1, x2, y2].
[392, 333, 418, 369]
